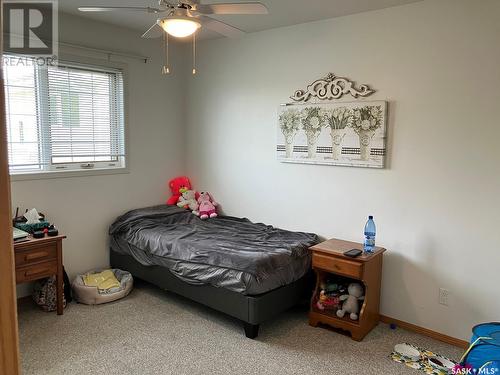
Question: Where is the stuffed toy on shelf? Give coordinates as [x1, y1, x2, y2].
[336, 283, 365, 320]
[197, 192, 218, 219]
[166, 176, 192, 205]
[316, 290, 340, 311]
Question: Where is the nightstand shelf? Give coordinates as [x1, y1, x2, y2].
[310, 304, 361, 326]
[309, 238, 385, 341]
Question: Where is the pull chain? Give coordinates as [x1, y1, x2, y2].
[192, 31, 197, 75]
[162, 32, 170, 75]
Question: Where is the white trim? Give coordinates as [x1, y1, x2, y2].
[10, 166, 129, 181]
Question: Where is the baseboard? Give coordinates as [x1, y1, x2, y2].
[380, 315, 468, 349]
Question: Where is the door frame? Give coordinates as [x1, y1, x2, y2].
[0, 0, 21, 372]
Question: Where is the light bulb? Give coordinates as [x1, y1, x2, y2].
[160, 18, 200, 38]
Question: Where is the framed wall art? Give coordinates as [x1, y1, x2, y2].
[277, 100, 387, 168]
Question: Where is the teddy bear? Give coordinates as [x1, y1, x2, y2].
[177, 190, 199, 215]
[197, 192, 218, 219]
[166, 176, 192, 205]
[336, 283, 364, 320]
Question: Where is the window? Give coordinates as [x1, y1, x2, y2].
[4, 57, 125, 175]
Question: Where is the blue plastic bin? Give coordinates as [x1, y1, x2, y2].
[462, 323, 500, 371]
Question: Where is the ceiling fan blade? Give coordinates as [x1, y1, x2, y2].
[78, 6, 161, 13]
[197, 15, 245, 38]
[194, 2, 268, 15]
[141, 23, 164, 39]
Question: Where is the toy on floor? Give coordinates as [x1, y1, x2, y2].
[167, 176, 192, 205]
[391, 343, 457, 375]
[177, 190, 199, 215]
[197, 191, 218, 219]
[336, 282, 364, 320]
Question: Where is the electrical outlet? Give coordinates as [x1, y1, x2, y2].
[439, 288, 450, 306]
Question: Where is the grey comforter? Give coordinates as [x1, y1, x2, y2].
[109, 205, 318, 295]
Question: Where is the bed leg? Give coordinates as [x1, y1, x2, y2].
[244, 323, 259, 339]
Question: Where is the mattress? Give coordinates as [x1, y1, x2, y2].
[109, 205, 318, 295]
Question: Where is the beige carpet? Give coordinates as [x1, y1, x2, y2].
[18, 282, 463, 375]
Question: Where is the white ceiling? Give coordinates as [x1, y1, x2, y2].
[60, 0, 423, 40]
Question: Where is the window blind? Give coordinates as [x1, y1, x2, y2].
[4, 63, 42, 171]
[4, 58, 125, 174]
[46, 65, 125, 164]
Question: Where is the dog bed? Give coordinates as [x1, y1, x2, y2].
[72, 269, 133, 305]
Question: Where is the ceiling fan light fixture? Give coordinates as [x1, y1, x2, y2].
[159, 18, 201, 38]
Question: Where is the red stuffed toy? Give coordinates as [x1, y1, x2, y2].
[166, 176, 192, 205]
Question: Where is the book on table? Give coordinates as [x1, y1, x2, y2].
[13, 227, 29, 241]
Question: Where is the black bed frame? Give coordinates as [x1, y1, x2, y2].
[110, 250, 312, 339]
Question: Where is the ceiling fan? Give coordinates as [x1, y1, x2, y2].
[79, 1, 268, 74]
[78, 0, 268, 39]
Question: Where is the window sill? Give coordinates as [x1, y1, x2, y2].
[10, 167, 129, 181]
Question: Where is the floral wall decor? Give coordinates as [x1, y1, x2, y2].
[290, 73, 375, 102]
[277, 101, 387, 168]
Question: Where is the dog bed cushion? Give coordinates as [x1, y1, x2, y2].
[72, 269, 133, 305]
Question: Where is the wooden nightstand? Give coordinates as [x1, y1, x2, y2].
[14, 235, 66, 315]
[309, 238, 385, 341]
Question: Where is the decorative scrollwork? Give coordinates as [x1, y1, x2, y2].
[290, 73, 375, 102]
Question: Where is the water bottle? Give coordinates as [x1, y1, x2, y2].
[364, 215, 376, 253]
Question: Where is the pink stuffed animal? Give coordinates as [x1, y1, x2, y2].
[197, 192, 218, 219]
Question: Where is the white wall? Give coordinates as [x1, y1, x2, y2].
[11, 13, 186, 295]
[185, 0, 500, 340]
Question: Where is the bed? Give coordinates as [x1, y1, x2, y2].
[109, 205, 318, 338]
